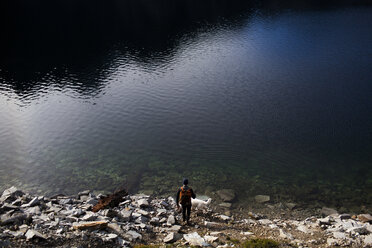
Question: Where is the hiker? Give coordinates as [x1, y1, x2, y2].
[176, 178, 196, 224]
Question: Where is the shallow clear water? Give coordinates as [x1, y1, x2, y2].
[0, 1, 371, 211]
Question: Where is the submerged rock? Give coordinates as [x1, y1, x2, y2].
[216, 189, 236, 202]
[254, 195, 270, 203]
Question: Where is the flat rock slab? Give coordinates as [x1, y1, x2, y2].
[164, 232, 182, 243]
[216, 189, 236, 202]
[72, 221, 108, 230]
[25, 230, 47, 240]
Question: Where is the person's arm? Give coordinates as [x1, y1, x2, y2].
[191, 188, 196, 199]
[176, 188, 180, 206]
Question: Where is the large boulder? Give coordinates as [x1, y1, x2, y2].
[0, 187, 24, 203]
[216, 189, 236, 202]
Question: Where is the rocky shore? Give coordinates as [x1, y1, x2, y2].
[0, 186, 372, 247]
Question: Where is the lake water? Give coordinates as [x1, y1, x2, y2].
[1, 0, 371, 212]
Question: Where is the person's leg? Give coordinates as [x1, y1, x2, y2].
[182, 204, 187, 221]
[186, 205, 191, 222]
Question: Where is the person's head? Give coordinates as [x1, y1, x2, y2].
[183, 178, 189, 185]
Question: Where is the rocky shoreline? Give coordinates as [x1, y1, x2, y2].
[0, 186, 372, 247]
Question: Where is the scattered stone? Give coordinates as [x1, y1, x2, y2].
[72, 221, 108, 230]
[137, 199, 149, 208]
[258, 219, 272, 225]
[339, 214, 351, 220]
[124, 230, 142, 241]
[25, 230, 47, 240]
[241, 231, 254, 235]
[164, 232, 182, 243]
[169, 225, 182, 232]
[204, 235, 218, 243]
[254, 195, 270, 203]
[0, 213, 28, 225]
[0, 187, 24, 203]
[279, 229, 293, 240]
[364, 234, 372, 246]
[167, 215, 176, 226]
[297, 224, 310, 233]
[216, 189, 236, 202]
[205, 221, 218, 228]
[218, 215, 231, 221]
[358, 214, 372, 223]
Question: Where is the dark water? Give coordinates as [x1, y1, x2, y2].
[1, 0, 372, 211]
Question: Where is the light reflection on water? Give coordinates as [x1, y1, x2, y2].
[0, 2, 371, 211]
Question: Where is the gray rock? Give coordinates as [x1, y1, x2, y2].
[358, 214, 372, 223]
[321, 207, 338, 217]
[156, 209, 167, 216]
[59, 198, 73, 205]
[318, 216, 334, 225]
[167, 215, 176, 226]
[81, 212, 98, 221]
[120, 210, 132, 222]
[107, 223, 124, 235]
[216, 189, 236, 202]
[279, 229, 293, 240]
[339, 214, 351, 220]
[124, 230, 142, 241]
[0, 187, 24, 203]
[218, 215, 231, 221]
[25, 229, 47, 240]
[254, 195, 270, 203]
[258, 219, 272, 225]
[86, 198, 98, 206]
[297, 224, 310, 233]
[0, 213, 28, 225]
[25, 206, 41, 215]
[135, 216, 149, 224]
[104, 233, 118, 241]
[1, 203, 19, 211]
[218, 202, 232, 208]
[164, 232, 182, 243]
[22, 197, 40, 208]
[137, 199, 149, 208]
[204, 235, 219, 243]
[150, 217, 160, 225]
[137, 209, 150, 217]
[346, 226, 369, 235]
[78, 190, 90, 196]
[204, 221, 218, 228]
[169, 225, 182, 232]
[333, 232, 346, 239]
[364, 234, 372, 246]
[79, 195, 89, 202]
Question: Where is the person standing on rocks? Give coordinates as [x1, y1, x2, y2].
[176, 178, 196, 225]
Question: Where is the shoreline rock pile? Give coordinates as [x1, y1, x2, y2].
[1, 186, 372, 247]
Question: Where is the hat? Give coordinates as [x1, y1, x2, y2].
[183, 178, 189, 185]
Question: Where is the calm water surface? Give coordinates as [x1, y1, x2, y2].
[1, 1, 371, 211]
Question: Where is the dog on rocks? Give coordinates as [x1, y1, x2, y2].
[191, 198, 212, 211]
